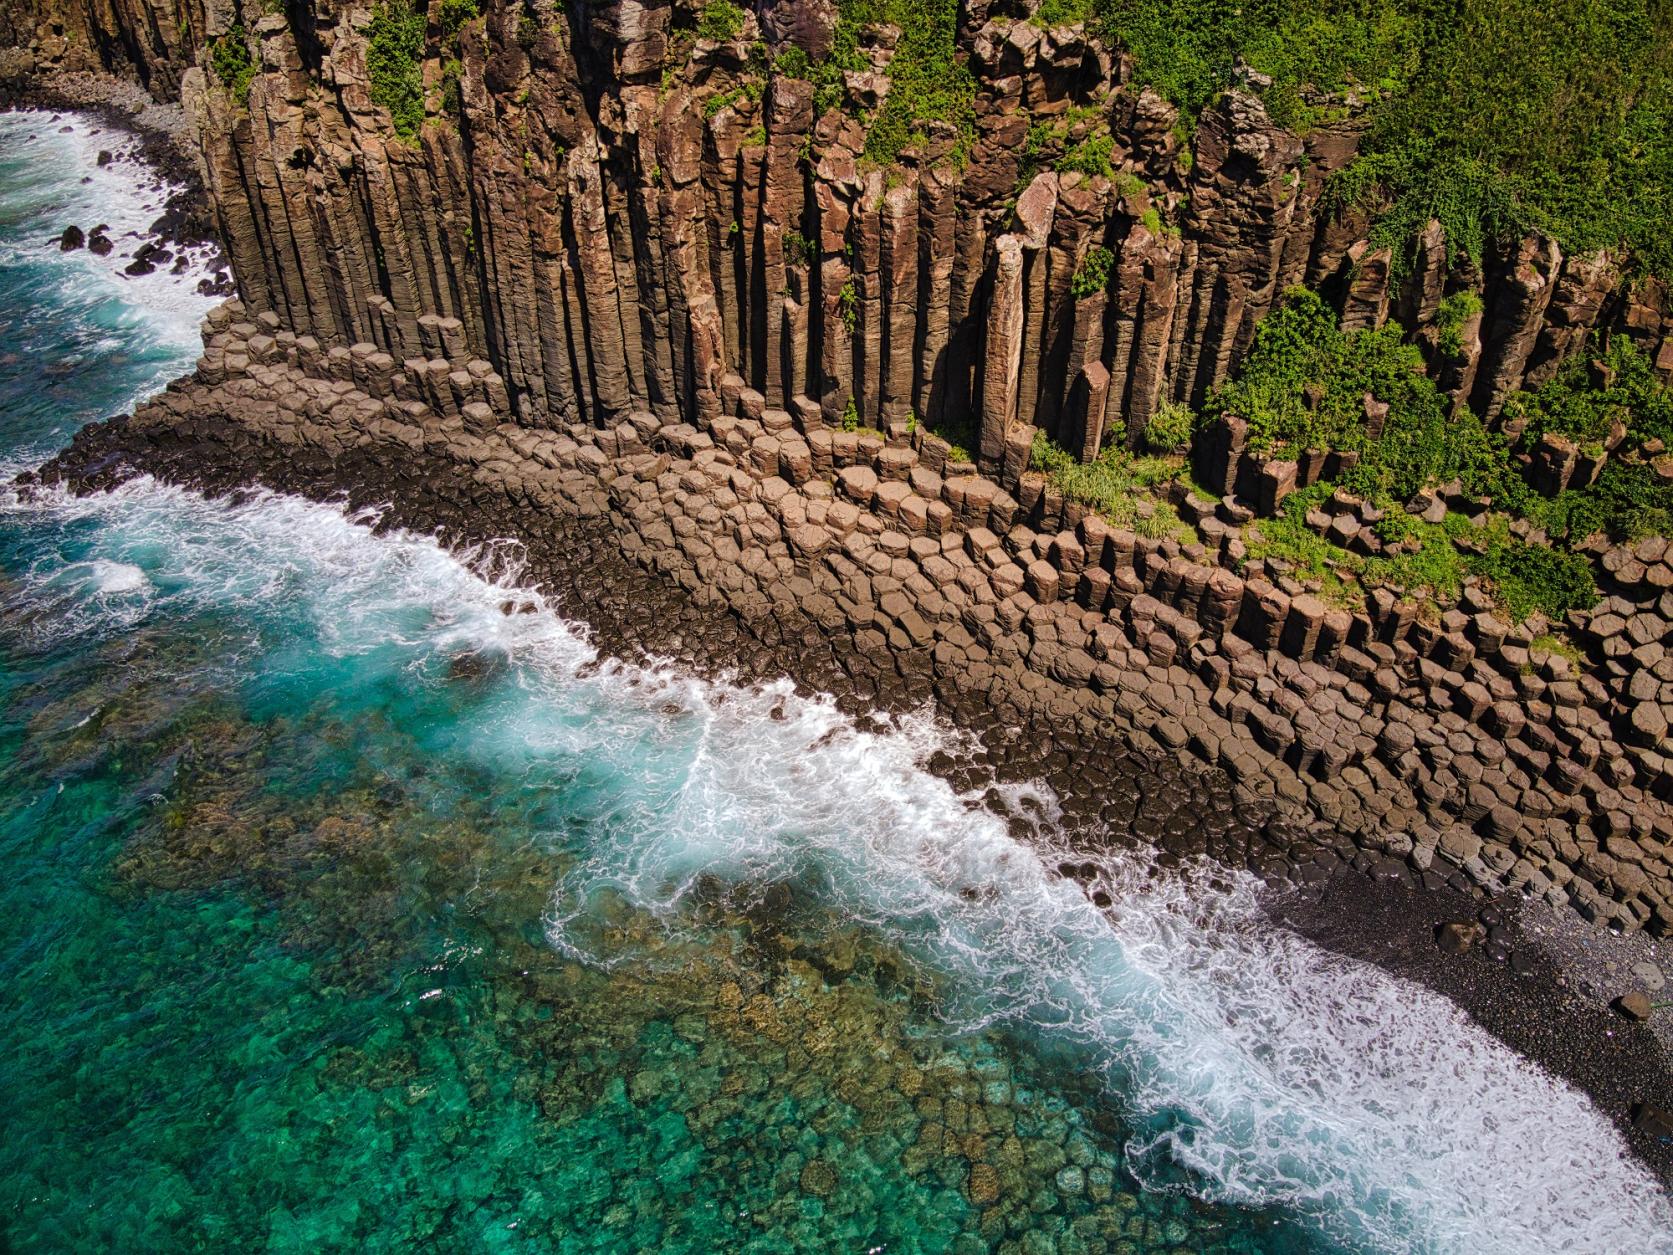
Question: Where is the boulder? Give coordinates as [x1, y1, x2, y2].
[1435, 921, 1483, 954]
[1613, 991, 1653, 1022]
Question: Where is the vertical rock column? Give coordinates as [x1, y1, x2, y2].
[879, 179, 919, 424]
[566, 140, 635, 421]
[980, 234, 1026, 471]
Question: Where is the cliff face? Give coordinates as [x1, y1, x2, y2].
[0, 0, 203, 97]
[9, 0, 1668, 469]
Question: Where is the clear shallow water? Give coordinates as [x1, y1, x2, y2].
[1, 111, 1670, 1254]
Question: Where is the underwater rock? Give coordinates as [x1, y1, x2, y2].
[967, 1161, 1001, 1206]
[798, 1159, 837, 1197]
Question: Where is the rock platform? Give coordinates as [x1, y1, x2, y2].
[31, 300, 1673, 937]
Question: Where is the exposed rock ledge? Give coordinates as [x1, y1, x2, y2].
[29, 298, 1673, 940]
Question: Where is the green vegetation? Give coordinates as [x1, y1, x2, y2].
[1093, 0, 1416, 132]
[1069, 246, 1113, 299]
[1142, 401, 1193, 453]
[1207, 288, 1519, 504]
[1472, 536, 1599, 621]
[209, 26, 257, 107]
[1192, 287, 1673, 617]
[1248, 488, 1598, 620]
[1504, 336, 1673, 453]
[918, 410, 977, 464]
[1530, 632, 1585, 666]
[697, 0, 746, 41]
[367, 1, 426, 142]
[434, 0, 478, 40]
[838, 279, 859, 332]
[440, 56, 463, 117]
[1056, 131, 1116, 179]
[702, 86, 745, 118]
[784, 229, 816, 265]
[1093, 0, 1672, 280]
[1113, 171, 1148, 199]
[1030, 432, 1194, 539]
[800, 1, 976, 168]
[1432, 290, 1481, 361]
[1336, 0, 1673, 281]
[1033, 0, 1095, 26]
[1504, 340, 1673, 543]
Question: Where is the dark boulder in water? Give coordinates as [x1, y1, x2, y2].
[58, 225, 84, 251]
[123, 242, 163, 276]
[445, 649, 503, 683]
[87, 230, 113, 256]
[96, 149, 112, 166]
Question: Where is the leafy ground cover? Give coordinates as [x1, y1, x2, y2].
[1092, 0, 1672, 281]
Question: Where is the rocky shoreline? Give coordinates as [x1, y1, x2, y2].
[0, 72, 227, 283]
[23, 304, 1673, 1177]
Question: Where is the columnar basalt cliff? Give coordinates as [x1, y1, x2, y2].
[10, 0, 1673, 938]
[6, 0, 1668, 455]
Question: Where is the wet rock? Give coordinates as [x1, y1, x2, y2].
[967, 1160, 1001, 1206]
[798, 1158, 837, 1196]
[1055, 1164, 1085, 1196]
[1435, 921, 1484, 954]
[58, 225, 84, 251]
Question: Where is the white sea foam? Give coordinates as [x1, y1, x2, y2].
[0, 109, 218, 410]
[84, 558, 149, 594]
[6, 472, 1671, 1254]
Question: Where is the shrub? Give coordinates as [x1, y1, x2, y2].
[1034, 0, 1094, 27]
[774, 46, 811, 78]
[784, 229, 815, 265]
[1503, 335, 1673, 452]
[1069, 245, 1113, 298]
[1474, 538, 1599, 621]
[838, 279, 858, 331]
[209, 26, 257, 107]
[702, 86, 745, 118]
[367, 1, 426, 142]
[435, 0, 478, 40]
[1094, 1, 1672, 282]
[1207, 287, 1524, 505]
[1336, 0, 1673, 281]
[697, 0, 746, 41]
[1432, 290, 1482, 360]
[1113, 171, 1147, 199]
[1093, 0, 1417, 131]
[1029, 431, 1187, 535]
[1143, 401, 1194, 453]
[1057, 132, 1116, 178]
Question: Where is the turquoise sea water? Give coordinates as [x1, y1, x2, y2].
[1, 111, 1670, 1254]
